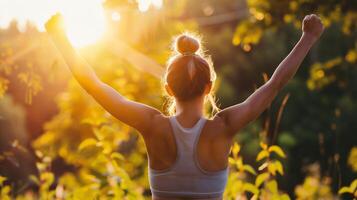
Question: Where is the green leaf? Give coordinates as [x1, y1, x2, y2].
[93, 127, 105, 141]
[281, 194, 291, 200]
[251, 194, 259, 200]
[350, 179, 357, 191]
[101, 141, 113, 154]
[232, 143, 240, 157]
[36, 162, 46, 172]
[243, 183, 259, 194]
[243, 164, 257, 175]
[29, 175, 40, 185]
[255, 172, 269, 187]
[338, 179, 357, 196]
[258, 162, 268, 171]
[266, 180, 278, 194]
[78, 138, 98, 151]
[0, 78, 9, 98]
[274, 160, 284, 175]
[0, 176, 6, 185]
[40, 172, 54, 186]
[236, 157, 243, 169]
[81, 116, 106, 126]
[256, 150, 269, 161]
[1, 185, 11, 196]
[338, 186, 353, 194]
[268, 145, 286, 158]
[268, 162, 276, 176]
[260, 142, 268, 150]
[111, 152, 124, 164]
[228, 157, 235, 165]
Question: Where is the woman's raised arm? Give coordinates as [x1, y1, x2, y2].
[45, 14, 162, 133]
[217, 14, 324, 136]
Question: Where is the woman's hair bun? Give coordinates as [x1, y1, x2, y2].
[176, 34, 200, 55]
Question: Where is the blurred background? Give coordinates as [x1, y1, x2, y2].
[0, 0, 356, 199]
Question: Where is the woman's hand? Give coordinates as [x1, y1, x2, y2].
[45, 13, 66, 39]
[302, 14, 324, 42]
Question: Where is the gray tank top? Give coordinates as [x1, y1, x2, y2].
[148, 116, 229, 199]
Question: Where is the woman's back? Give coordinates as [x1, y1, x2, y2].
[146, 115, 231, 200]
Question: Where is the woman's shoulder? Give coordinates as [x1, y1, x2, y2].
[149, 113, 172, 132]
[204, 115, 231, 137]
[207, 115, 226, 128]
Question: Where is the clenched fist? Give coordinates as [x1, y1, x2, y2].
[302, 14, 324, 41]
[45, 13, 66, 38]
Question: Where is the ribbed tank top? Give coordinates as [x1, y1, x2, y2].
[148, 116, 229, 199]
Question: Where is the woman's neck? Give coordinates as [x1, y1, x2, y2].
[175, 96, 204, 120]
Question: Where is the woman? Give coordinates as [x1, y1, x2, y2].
[45, 14, 324, 200]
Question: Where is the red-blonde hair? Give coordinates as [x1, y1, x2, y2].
[163, 33, 219, 116]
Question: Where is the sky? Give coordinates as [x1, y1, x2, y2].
[0, 0, 107, 47]
[0, 0, 163, 31]
[0, 0, 64, 31]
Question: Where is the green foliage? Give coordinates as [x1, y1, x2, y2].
[32, 72, 157, 198]
[0, 176, 10, 200]
[348, 147, 357, 172]
[338, 179, 357, 197]
[251, 142, 290, 199]
[0, 77, 9, 98]
[225, 142, 291, 199]
[0, 28, 59, 104]
[226, 0, 357, 196]
[338, 151, 357, 198]
[295, 175, 334, 200]
[233, 0, 356, 48]
[17, 64, 43, 104]
[225, 142, 257, 199]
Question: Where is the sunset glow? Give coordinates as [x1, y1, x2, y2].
[0, 0, 163, 47]
[0, 0, 106, 47]
[138, 0, 163, 12]
[59, 0, 106, 47]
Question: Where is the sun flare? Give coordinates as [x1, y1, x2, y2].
[0, 0, 164, 47]
[0, 0, 106, 48]
[58, 0, 106, 47]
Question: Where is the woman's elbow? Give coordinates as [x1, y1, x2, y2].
[268, 78, 285, 92]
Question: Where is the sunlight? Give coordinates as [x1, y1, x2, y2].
[0, 0, 55, 31]
[111, 12, 121, 22]
[59, 0, 106, 47]
[0, 0, 164, 47]
[138, 0, 163, 12]
[0, 0, 106, 47]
